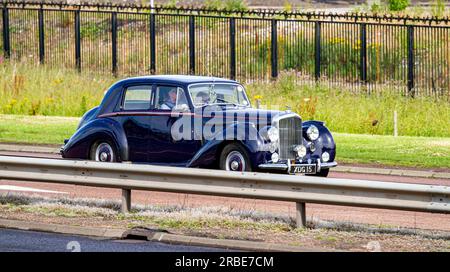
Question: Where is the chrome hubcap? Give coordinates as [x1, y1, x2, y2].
[100, 152, 108, 162]
[225, 151, 245, 171]
[95, 143, 114, 162]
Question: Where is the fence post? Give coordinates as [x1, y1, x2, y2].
[271, 19, 278, 79]
[407, 26, 415, 97]
[121, 189, 131, 213]
[150, 13, 156, 75]
[74, 10, 81, 72]
[314, 22, 321, 81]
[111, 12, 117, 76]
[360, 23, 367, 87]
[229, 17, 236, 80]
[189, 15, 195, 75]
[2, 6, 10, 59]
[295, 202, 306, 228]
[38, 8, 45, 64]
[256, 99, 261, 109]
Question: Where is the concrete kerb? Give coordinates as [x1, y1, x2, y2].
[0, 218, 330, 252]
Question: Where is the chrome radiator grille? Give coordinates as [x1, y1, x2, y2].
[278, 115, 302, 160]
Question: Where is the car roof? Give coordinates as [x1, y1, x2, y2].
[119, 75, 238, 85]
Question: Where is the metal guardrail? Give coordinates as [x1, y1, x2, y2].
[0, 155, 449, 227]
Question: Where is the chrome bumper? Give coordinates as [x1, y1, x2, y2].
[258, 161, 337, 171]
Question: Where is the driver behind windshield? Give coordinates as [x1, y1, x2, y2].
[195, 91, 210, 105]
[160, 89, 177, 110]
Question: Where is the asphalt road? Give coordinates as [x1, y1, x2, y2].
[0, 228, 225, 252]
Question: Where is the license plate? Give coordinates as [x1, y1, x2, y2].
[290, 164, 316, 174]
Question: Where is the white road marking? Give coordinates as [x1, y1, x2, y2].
[0, 185, 67, 194]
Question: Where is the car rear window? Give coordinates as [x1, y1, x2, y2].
[123, 85, 152, 110]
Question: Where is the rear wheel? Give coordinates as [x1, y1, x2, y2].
[219, 143, 252, 172]
[90, 141, 116, 162]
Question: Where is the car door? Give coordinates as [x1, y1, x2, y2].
[120, 84, 153, 162]
[147, 85, 201, 164]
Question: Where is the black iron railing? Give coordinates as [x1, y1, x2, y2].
[1, 1, 450, 97]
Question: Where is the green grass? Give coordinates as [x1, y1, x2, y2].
[1, 62, 449, 138]
[0, 114, 448, 169]
[0, 62, 115, 117]
[0, 115, 79, 145]
[335, 133, 450, 169]
[246, 74, 450, 137]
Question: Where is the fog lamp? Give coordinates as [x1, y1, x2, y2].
[293, 145, 307, 158]
[322, 151, 330, 162]
[271, 152, 279, 163]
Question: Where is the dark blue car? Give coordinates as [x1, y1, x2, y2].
[61, 75, 337, 176]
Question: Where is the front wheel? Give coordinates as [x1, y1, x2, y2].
[90, 141, 117, 162]
[219, 143, 252, 172]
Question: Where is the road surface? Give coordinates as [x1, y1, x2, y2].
[0, 228, 225, 252]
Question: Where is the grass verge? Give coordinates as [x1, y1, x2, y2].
[0, 114, 449, 169]
[246, 74, 450, 137]
[0, 115, 78, 145]
[0, 62, 449, 137]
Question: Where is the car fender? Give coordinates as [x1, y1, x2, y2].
[187, 122, 264, 168]
[77, 106, 99, 130]
[302, 120, 336, 162]
[62, 118, 129, 161]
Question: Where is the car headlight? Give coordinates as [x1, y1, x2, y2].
[259, 126, 279, 142]
[306, 125, 319, 141]
[267, 127, 279, 142]
[294, 145, 307, 158]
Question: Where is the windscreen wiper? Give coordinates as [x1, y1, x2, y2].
[214, 97, 240, 107]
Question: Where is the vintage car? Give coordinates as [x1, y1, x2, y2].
[61, 75, 337, 176]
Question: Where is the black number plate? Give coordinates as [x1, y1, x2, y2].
[290, 164, 316, 174]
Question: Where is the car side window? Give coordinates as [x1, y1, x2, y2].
[155, 86, 188, 110]
[123, 85, 152, 110]
[175, 88, 188, 109]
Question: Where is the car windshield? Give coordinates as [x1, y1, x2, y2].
[188, 83, 250, 107]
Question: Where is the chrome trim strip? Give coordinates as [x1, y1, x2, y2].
[258, 163, 289, 170]
[321, 161, 338, 168]
[258, 161, 337, 171]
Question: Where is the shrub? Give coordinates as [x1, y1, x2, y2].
[224, 0, 248, 11]
[283, 1, 293, 13]
[431, 0, 446, 18]
[263, 34, 410, 83]
[166, 0, 178, 8]
[387, 0, 410, 11]
[370, 1, 386, 13]
[204, 0, 223, 9]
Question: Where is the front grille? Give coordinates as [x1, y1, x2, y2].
[278, 115, 302, 160]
